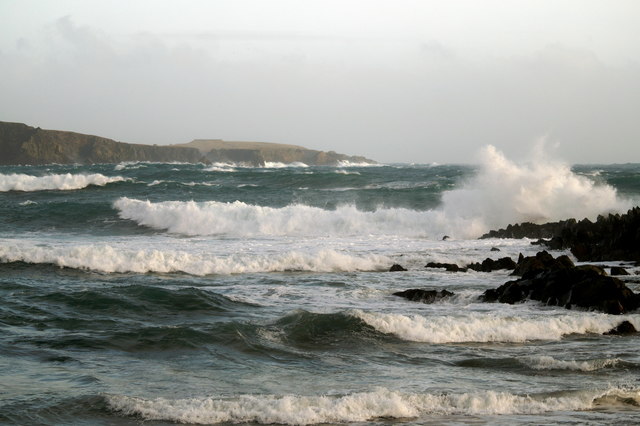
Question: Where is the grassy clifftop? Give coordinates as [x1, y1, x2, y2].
[0, 121, 204, 165]
[0, 122, 375, 166]
[176, 139, 375, 166]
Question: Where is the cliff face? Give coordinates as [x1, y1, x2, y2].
[0, 121, 205, 165]
[0, 121, 376, 166]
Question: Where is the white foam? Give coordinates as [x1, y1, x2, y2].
[353, 310, 640, 343]
[438, 145, 632, 234]
[336, 160, 380, 167]
[0, 242, 389, 275]
[113, 197, 440, 237]
[335, 169, 360, 175]
[106, 386, 639, 424]
[263, 161, 309, 168]
[0, 173, 126, 192]
[204, 162, 237, 172]
[522, 355, 622, 372]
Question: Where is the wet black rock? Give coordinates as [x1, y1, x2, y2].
[425, 262, 466, 272]
[610, 266, 630, 276]
[511, 251, 574, 277]
[490, 247, 501, 252]
[604, 320, 637, 335]
[393, 289, 455, 303]
[467, 257, 516, 272]
[481, 252, 639, 315]
[481, 207, 640, 262]
[389, 264, 408, 272]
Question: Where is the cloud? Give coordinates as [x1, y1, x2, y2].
[1, 16, 639, 164]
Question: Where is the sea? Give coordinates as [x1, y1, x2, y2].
[1, 146, 639, 425]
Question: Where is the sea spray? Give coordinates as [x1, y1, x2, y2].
[439, 145, 632, 234]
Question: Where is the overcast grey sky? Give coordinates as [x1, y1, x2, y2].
[1, 0, 639, 163]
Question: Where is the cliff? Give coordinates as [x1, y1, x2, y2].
[0, 121, 205, 165]
[0, 121, 375, 166]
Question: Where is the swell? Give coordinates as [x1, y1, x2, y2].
[456, 355, 640, 373]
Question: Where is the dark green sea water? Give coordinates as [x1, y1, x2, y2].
[1, 156, 639, 425]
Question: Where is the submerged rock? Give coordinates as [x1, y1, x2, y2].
[604, 320, 637, 335]
[393, 289, 455, 303]
[481, 252, 639, 315]
[389, 264, 408, 272]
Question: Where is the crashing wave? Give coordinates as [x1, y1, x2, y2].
[0, 173, 126, 192]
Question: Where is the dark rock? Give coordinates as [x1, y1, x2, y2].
[393, 289, 455, 303]
[604, 320, 637, 335]
[425, 262, 466, 272]
[481, 252, 639, 314]
[611, 266, 630, 276]
[490, 247, 501, 252]
[467, 257, 516, 272]
[481, 207, 640, 263]
[389, 264, 407, 272]
[442, 235, 450, 241]
[511, 251, 574, 277]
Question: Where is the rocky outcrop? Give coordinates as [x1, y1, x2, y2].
[425, 262, 466, 272]
[393, 289, 455, 303]
[467, 257, 516, 272]
[604, 321, 637, 335]
[0, 121, 376, 166]
[480, 207, 640, 262]
[482, 252, 639, 314]
[389, 264, 408, 272]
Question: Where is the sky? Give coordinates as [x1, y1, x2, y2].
[1, 0, 639, 164]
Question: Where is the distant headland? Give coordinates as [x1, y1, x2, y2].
[0, 121, 375, 166]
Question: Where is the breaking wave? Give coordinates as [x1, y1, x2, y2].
[0, 242, 389, 275]
[352, 310, 640, 343]
[0, 173, 126, 192]
[438, 145, 633, 234]
[113, 146, 631, 239]
[522, 355, 626, 372]
[113, 197, 441, 237]
[106, 386, 640, 424]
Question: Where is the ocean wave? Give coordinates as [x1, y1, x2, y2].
[336, 160, 380, 167]
[113, 197, 449, 237]
[0, 242, 389, 275]
[438, 145, 632, 233]
[263, 161, 309, 168]
[521, 355, 626, 372]
[352, 310, 640, 343]
[203, 162, 237, 172]
[0, 173, 126, 192]
[106, 386, 640, 424]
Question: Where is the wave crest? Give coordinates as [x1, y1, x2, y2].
[106, 387, 640, 424]
[352, 310, 640, 343]
[0, 173, 126, 192]
[0, 242, 389, 275]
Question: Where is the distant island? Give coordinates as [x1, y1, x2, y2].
[0, 121, 375, 166]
